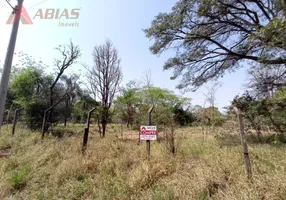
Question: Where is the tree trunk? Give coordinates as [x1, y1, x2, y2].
[42, 109, 48, 140]
[97, 117, 102, 137]
[101, 107, 108, 137]
[45, 110, 52, 132]
[233, 107, 252, 179]
[46, 87, 54, 132]
[170, 125, 175, 155]
[64, 98, 69, 127]
[102, 120, 106, 137]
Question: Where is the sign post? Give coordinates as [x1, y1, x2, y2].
[140, 125, 157, 156]
[148, 106, 153, 156]
[140, 105, 156, 156]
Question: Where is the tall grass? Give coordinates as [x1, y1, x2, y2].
[0, 125, 286, 199]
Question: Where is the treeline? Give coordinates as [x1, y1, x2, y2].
[1, 40, 227, 137]
[229, 65, 286, 135]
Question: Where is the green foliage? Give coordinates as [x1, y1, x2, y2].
[253, 16, 286, 49]
[25, 102, 48, 130]
[113, 86, 141, 126]
[195, 106, 226, 127]
[273, 86, 286, 100]
[8, 65, 52, 129]
[173, 104, 195, 126]
[11, 68, 43, 105]
[9, 165, 31, 190]
[72, 96, 99, 123]
[6, 51, 86, 130]
[114, 83, 193, 130]
[231, 89, 286, 134]
[138, 86, 191, 127]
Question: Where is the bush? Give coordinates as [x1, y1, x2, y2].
[9, 166, 31, 190]
[24, 102, 48, 130]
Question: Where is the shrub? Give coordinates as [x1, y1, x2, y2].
[9, 166, 31, 190]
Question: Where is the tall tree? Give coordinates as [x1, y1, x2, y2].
[84, 39, 122, 137]
[114, 87, 140, 128]
[231, 92, 263, 135]
[145, 0, 286, 90]
[44, 41, 81, 131]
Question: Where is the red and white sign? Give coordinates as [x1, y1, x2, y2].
[140, 126, 157, 140]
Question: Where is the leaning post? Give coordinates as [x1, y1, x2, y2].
[82, 107, 97, 154]
[233, 106, 252, 179]
[12, 107, 23, 136]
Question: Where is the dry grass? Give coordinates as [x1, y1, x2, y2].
[0, 125, 286, 199]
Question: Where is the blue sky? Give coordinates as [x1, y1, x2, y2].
[0, 0, 249, 111]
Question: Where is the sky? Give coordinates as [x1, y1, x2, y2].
[0, 0, 249, 112]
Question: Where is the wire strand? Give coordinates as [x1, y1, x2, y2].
[4, 0, 15, 10]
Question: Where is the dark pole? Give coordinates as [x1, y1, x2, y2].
[64, 97, 68, 127]
[147, 105, 154, 156]
[12, 107, 23, 135]
[41, 109, 48, 140]
[82, 107, 96, 154]
[0, 0, 24, 132]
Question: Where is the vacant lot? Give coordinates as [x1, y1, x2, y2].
[0, 125, 285, 199]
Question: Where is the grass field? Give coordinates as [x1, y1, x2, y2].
[0, 125, 286, 199]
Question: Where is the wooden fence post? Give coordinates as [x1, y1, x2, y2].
[233, 107, 252, 179]
[41, 94, 68, 140]
[82, 107, 97, 154]
[12, 107, 23, 136]
[147, 105, 154, 156]
[41, 109, 49, 140]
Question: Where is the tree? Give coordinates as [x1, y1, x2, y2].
[195, 106, 226, 126]
[204, 82, 222, 129]
[84, 39, 122, 137]
[231, 92, 263, 135]
[114, 85, 141, 128]
[173, 103, 195, 126]
[60, 74, 82, 126]
[145, 0, 286, 90]
[72, 92, 99, 123]
[247, 64, 286, 98]
[9, 64, 52, 129]
[44, 41, 81, 132]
